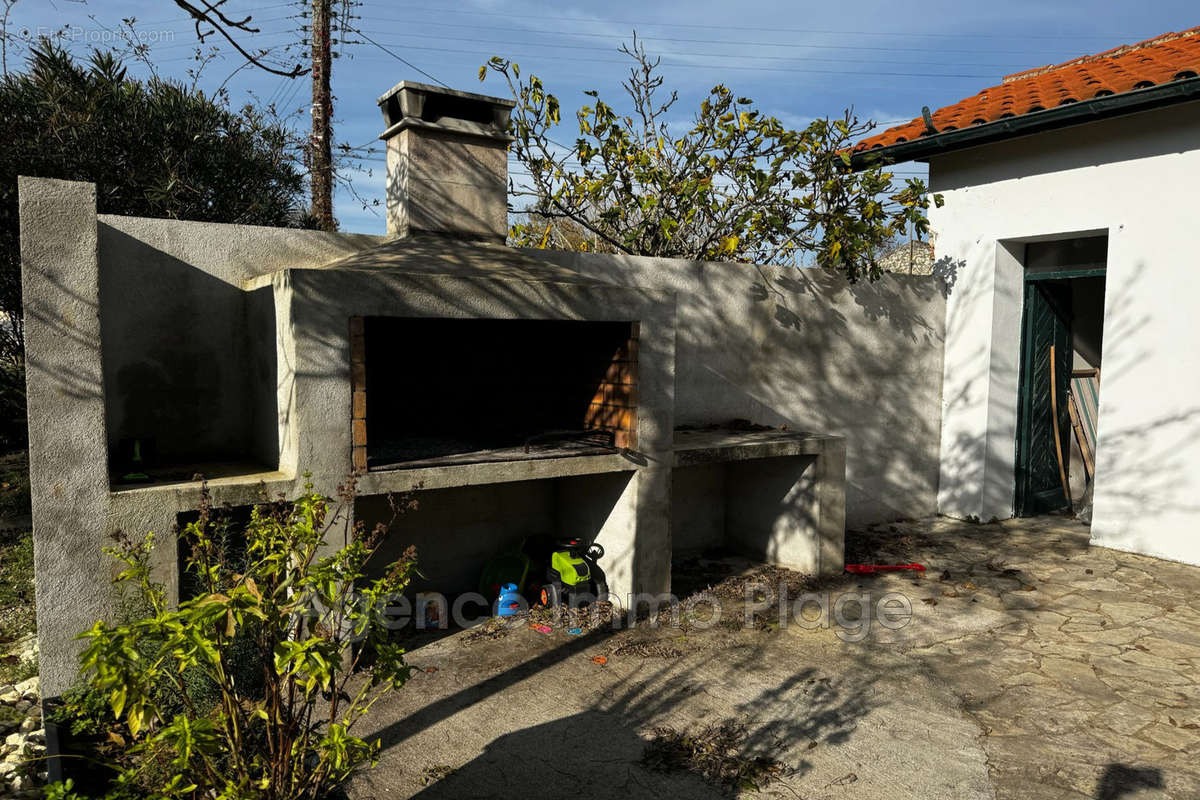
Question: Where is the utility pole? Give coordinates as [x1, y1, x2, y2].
[309, 0, 334, 231]
[173, 1, 358, 228]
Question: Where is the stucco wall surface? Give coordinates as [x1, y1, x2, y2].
[520, 250, 948, 527]
[928, 101, 1200, 566]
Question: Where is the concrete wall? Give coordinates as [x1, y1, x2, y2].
[22, 176, 943, 694]
[96, 215, 383, 471]
[928, 101, 1200, 566]
[673, 455, 833, 572]
[23, 187, 388, 696]
[281, 265, 676, 605]
[521, 250, 948, 527]
[672, 463, 726, 552]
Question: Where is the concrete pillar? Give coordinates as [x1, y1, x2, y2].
[20, 177, 111, 697]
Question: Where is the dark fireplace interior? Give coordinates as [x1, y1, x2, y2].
[357, 317, 638, 470]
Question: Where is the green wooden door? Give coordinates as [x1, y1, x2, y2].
[1015, 281, 1073, 516]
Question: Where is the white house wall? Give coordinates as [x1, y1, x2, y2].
[930, 101, 1200, 566]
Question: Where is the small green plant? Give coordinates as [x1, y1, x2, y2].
[0, 525, 35, 646]
[59, 478, 418, 799]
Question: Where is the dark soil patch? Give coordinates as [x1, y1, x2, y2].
[610, 639, 685, 659]
[642, 721, 788, 792]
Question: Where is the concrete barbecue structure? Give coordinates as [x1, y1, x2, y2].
[22, 82, 946, 696]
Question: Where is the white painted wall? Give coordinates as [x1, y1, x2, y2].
[930, 101, 1200, 566]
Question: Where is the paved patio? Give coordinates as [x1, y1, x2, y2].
[349, 516, 1200, 799]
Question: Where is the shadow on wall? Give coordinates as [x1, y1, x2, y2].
[535, 250, 952, 527]
[22, 255, 104, 405]
[931, 254, 962, 297]
[936, 253, 1200, 529]
[96, 225, 279, 472]
[747, 264, 948, 524]
[1087, 261, 1200, 551]
[935, 239, 1011, 520]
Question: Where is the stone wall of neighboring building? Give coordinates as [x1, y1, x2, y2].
[879, 240, 934, 276]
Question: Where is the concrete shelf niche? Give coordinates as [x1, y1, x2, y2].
[355, 470, 636, 599]
[100, 228, 283, 491]
[671, 430, 846, 575]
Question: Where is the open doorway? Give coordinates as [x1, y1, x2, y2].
[1014, 235, 1106, 517]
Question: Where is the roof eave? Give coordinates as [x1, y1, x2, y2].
[849, 75, 1200, 170]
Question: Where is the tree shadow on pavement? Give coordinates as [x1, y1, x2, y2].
[402, 710, 730, 799]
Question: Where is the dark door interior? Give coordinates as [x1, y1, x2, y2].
[1015, 281, 1073, 516]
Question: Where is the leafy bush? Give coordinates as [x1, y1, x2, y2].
[0, 448, 30, 521]
[0, 365, 26, 452]
[52, 479, 418, 799]
[0, 40, 312, 370]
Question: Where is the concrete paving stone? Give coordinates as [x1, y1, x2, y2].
[1045, 592, 1099, 609]
[1103, 601, 1171, 627]
[1082, 625, 1153, 646]
[1039, 656, 1120, 698]
[999, 591, 1042, 610]
[1111, 684, 1192, 708]
[1092, 655, 1192, 686]
[1117, 648, 1196, 673]
[1140, 722, 1199, 753]
[1135, 619, 1200, 649]
[1064, 577, 1129, 593]
[1096, 701, 1160, 736]
[1025, 638, 1121, 660]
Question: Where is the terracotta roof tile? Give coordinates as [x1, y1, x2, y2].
[854, 25, 1200, 152]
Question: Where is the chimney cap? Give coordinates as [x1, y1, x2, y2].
[375, 80, 515, 110]
[377, 81, 515, 143]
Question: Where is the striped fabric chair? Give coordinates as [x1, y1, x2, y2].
[1069, 369, 1100, 482]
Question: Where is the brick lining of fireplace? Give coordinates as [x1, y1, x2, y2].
[348, 316, 638, 471]
[584, 321, 638, 451]
[351, 316, 369, 472]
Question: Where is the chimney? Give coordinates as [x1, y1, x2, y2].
[377, 81, 515, 242]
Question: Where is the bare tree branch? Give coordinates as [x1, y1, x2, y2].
[172, 0, 308, 78]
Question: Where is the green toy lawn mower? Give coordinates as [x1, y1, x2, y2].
[535, 536, 609, 609]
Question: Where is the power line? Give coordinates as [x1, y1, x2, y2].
[135, 3, 300, 26]
[363, 30, 1028, 69]
[344, 23, 448, 87]
[358, 45, 995, 79]
[364, 6, 1131, 41]
[354, 14, 1089, 58]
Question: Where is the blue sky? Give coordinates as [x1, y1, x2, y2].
[9, 0, 1199, 233]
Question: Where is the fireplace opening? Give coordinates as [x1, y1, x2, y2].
[354, 317, 638, 470]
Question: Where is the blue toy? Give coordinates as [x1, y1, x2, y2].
[496, 583, 523, 617]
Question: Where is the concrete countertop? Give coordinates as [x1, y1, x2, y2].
[672, 428, 843, 467]
[106, 430, 844, 505]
